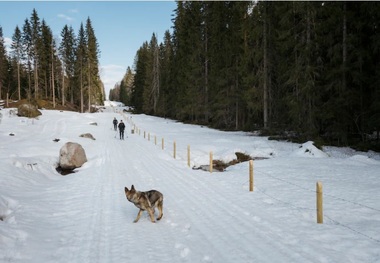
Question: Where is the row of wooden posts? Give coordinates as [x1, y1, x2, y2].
[131, 122, 324, 224]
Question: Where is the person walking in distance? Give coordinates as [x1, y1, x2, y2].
[113, 117, 118, 131]
[118, 120, 126, 140]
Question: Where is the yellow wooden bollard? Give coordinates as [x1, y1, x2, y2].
[209, 151, 213, 173]
[187, 145, 191, 167]
[249, 160, 254, 192]
[317, 181, 323, 224]
[173, 141, 176, 159]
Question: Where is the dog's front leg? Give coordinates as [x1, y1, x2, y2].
[134, 209, 143, 223]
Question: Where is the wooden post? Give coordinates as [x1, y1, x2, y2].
[187, 145, 190, 167]
[317, 181, 323, 224]
[155, 136, 157, 145]
[173, 141, 176, 159]
[148, 132, 150, 141]
[249, 160, 254, 192]
[144, 131, 146, 139]
[162, 138, 164, 150]
[209, 151, 213, 173]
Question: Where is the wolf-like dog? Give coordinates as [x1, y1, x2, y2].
[124, 185, 163, 223]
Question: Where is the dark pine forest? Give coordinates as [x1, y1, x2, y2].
[111, 1, 380, 151]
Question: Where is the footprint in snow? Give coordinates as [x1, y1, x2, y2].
[175, 243, 190, 258]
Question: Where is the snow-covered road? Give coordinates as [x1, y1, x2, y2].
[1, 105, 379, 262]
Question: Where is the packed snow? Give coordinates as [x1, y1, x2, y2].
[0, 101, 380, 263]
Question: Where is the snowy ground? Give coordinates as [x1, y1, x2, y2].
[0, 102, 379, 263]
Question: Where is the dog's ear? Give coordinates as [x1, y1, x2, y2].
[131, 185, 135, 190]
[125, 186, 129, 192]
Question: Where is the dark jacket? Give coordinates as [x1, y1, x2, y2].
[118, 122, 125, 131]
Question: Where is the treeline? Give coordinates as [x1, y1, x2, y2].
[117, 1, 379, 149]
[0, 9, 104, 112]
[109, 66, 134, 103]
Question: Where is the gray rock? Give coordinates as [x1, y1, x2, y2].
[59, 142, 87, 170]
[17, 103, 42, 118]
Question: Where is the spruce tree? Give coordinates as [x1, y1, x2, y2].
[75, 23, 87, 112]
[11, 26, 23, 100]
[0, 26, 9, 100]
[40, 20, 53, 99]
[119, 66, 134, 105]
[132, 42, 149, 113]
[158, 30, 173, 117]
[59, 25, 77, 105]
[30, 9, 41, 99]
[22, 18, 33, 99]
[85, 17, 103, 110]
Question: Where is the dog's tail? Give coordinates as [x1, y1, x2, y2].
[157, 197, 163, 221]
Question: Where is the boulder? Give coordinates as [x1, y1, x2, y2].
[17, 103, 42, 118]
[59, 142, 87, 170]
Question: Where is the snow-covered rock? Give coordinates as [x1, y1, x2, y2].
[291, 141, 329, 158]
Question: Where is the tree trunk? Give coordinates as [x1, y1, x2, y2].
[51, 46, 56, 108]
[342, 1, 347, 93]
[152, 43, 160, 114]
[80, 64, 84, 113]
[88, 61, 91, 112]
[62, 67, 65, 106]
[17, 62, 21, 100]
[204, 22, 209, 123]
[263, 3, 269, 129]
[34, 59, 38, 99]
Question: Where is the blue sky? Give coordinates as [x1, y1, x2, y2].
[0, 1, 177, 98]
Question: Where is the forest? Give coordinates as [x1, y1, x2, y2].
[111, 1, 380, 151]
[0, 9, 104, 112]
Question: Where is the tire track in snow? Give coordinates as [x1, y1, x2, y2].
[84, 116, 131, 263]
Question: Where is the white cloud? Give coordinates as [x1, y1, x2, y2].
[4, 37, 12, 52]
[57, 14, 74, 23]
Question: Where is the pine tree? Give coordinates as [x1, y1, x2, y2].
[85, 17, 103, 110]
[158, 30, 173, 117]
[0, 26, 9, 100]
[171, 1, 204, 122]
[142, 33, 160, 114]
[75, 23, 87, 113]
[40, 20, 53, 99]
[22, 18, 33, 99]
[59, 25, 77, 105]
[132, 42, 149, 113]
[119, 66, 134, 105]
[109, 82, 120, 102]
[10, 26, 23, 100]
[30, 9, 41, 99]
